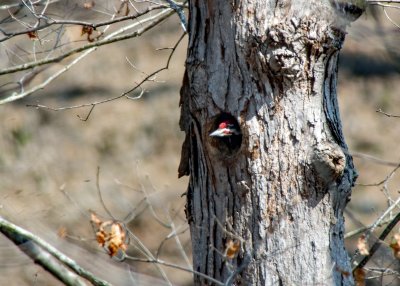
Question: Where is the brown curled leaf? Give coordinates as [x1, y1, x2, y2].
[357, 234, 369, 256]
[225, 239, 240, 259]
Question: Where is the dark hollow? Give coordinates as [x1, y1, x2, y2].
[209, 113, 242, 157]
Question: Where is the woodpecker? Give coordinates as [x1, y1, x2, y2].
[209, 120, 241, 137]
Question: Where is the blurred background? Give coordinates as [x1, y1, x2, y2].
[0, 1, 399, 285]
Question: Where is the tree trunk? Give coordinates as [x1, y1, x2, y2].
[179, 1, 362, 285]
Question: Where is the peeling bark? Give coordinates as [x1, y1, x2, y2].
[179, 1, 362, 285]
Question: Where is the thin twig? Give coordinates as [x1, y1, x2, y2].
[77, 104, 95, 121]
[120, 31, 186, 97]
[126, 229, 173, 286]
[224, 251, 252, 286]
[155, 220, 190, 267]
[212, 215, 245, 245]
[0, 5, 165, 42]
[356, 163, 400, 186]
[21, 24, 185, 122]
[0, 9, 174, 105]
[344, 217, 394, 239]
[365, 267, 400, 280]
[367, 0, 400, 3]
[370, 195, 400, 232]
[59, 184, 91, 219]
[125, 255, 225, 286]
[122, 197, 148, 223]
[164, 0, 187, 32]
[0, 9, 173, 77]
[351, 151, 400, 167]
[352, 195, 400, 250]
[155, 225, 189, 259]
[0, 1, 60, 10]
[353, 211, 400, 272]
[96, 166, 115, 219]
[167, 209, 191, 269]
[376, 108, 400, 118]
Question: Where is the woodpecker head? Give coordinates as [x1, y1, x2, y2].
[209, 120, 241, 137]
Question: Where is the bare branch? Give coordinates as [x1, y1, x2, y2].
[376, 108, 400, 118]
[121, 31, 186, 96]
[167, 213, 191, 269]
[87, 170, 175, 285]
[0, 216, 111, 286]
[163, 0, 187, 32]
[0, 0, 62, 10]
[0, 5, 165, 43]
[365, 195, 400, 240]
[351, 196, 400, 269]
[365, 267, 400, 280]
[0, 8, 175, 105]
[383, 6, 400, 28]
[353, 210, 400, 272]
[77, 104, 95, 121]
[224, 251, 252, 286]
[125, 228, 173, 285]
[351, 151, 400, 167]
[155, 211, 191, 268]
[125, 255, 225, 286]
[344, 217, 394, 239]
[26, 31, 186, 120]
[356, 163, 400, 186]
[367, 0, 400, 4]
[1, 235, 86, 285]
[0, 9, 174, 77]
[96, 166, 115, 219]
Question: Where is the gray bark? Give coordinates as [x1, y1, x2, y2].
[179, 1, 362, 285]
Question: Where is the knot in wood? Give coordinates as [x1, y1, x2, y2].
[264, 25, 302, 78]
[312, 142, 346, 184]
[266, 47, 301, 78]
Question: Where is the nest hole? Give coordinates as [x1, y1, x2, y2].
[208, 113, 242, 158]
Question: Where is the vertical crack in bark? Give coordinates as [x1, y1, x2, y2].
[178, 70, 190, 178]
[209, 214, 217, 280]
[323, 52, 344, 146]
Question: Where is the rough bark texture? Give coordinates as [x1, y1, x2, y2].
[179, 1, 362, 285]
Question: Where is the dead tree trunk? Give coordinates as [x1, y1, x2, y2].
[179, 1, 363, 285]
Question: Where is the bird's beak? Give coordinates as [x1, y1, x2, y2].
[210, 129, 228, 137]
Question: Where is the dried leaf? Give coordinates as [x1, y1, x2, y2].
[84, 1, 95, 9]
[27, 31, 38, 40]
[90, 212, 128, 257]
[335, 266, 350, 277]
[90, 212, 102, 227]
[390, 233, 400, 259]
[81, 25, 99, 42]
[57, 226, 67, 238]
[225, 239, 240, 259]
[81, 25, 93, 37]
[96, 229, 107, 246]
[107, 222, 128, 257]
[357, 234, 369, 256]
[354, 268, 366, 286]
